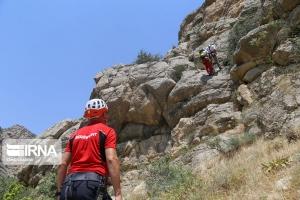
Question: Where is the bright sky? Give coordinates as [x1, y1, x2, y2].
[0, 0, 203, 134]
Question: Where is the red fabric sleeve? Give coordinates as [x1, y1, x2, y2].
[65, 141, 71, 152]
[105, 129, 117, 149]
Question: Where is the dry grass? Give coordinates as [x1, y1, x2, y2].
[287, 164, 300, 199]
[158, 138, 300, 200]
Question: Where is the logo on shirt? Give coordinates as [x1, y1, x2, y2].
[74, 132, 98, 140]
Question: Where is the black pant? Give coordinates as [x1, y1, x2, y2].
[60, 173, 107, 200]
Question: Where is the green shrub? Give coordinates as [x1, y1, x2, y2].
[134, 50, 162, 64]
[240, 132, 256, 145]
[208, 133, 257, 156]
[0, 176, 15, 200]
[261, 156, 291, 174]
[228, 137, 241, 150]
[146, 156, 199, 199]
[173, 65, 185, 81]
[3, 181, 24, 200]
[35, 171, 56, 198]
[0, 172, 56, 200]
[207, 136, 222, 150]
[2, 179, 36, 200]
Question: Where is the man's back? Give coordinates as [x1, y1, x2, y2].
[66, 122, 117, 177]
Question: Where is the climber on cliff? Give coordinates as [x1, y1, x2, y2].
[200, 49, 214, 75]
[199, 44, 222, 75]
[56, 98, 122, 200]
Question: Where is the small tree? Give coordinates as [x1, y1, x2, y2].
[134, 50, 162, 64]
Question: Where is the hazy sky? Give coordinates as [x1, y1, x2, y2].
[0, 0, 203, 134]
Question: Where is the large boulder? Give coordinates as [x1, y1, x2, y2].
[230, 61, 257, 81]
[138, 134, 171, 156]
[118, 123, 163, 143]
[234, 21, 282, 66]
[272, 39, 300, 66]
[91, 61, 180, 133]
[278, 0, 300, 12]
[164, 70, 233, 127]
[172, 143, 220, 173]
[281, 108, 300, 141]
[245, 65, 300, 137]
[243, 65, 269, 83]
[200, 102, 242, 135]
[171, 118, 198, 147]
[126, 86, 162, 126]
[289, 5, 300, 28]
[171, 102, 242, 150]
[94, 84, 131, 132]
[143, 78, 176, 108]
[226, 0, 263, 61]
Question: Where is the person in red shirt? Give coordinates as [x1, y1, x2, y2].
[56, 99, 122, 200]
[200, 49, 215, 76]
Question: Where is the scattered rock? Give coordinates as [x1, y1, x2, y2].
[237, 84, 254, 106]
[282, 108, 300, 140]
[273, 40, 300, 66]
[131, 181, 148, 200]
[171, 118, 195, 147]
[230, 61, 257, 81]
[275, 177, 292, 191]
[243, 65, 269, 83]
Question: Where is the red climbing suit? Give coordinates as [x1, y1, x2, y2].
[202, 57, 214, 75]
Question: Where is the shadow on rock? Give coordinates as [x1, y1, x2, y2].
[200, 74, 214, 83]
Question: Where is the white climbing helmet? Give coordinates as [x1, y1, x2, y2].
[83, 98, 108, 119]
[207, 44, 216, 53]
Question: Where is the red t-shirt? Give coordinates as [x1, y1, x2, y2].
[202, 57, 214, 75]
[65, 122, 117, 176]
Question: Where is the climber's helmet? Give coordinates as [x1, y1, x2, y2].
[207, 44, 217, 54]
[83, 99, 108, 119]
[200, 50, 207, 59]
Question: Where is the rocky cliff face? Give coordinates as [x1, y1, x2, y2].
[0, 124, 35, 140]
[0, 125, 35, 177]
[12, 0, 300, 199]
[91, 0, 300, 160]
[90, 0, 300, 197]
